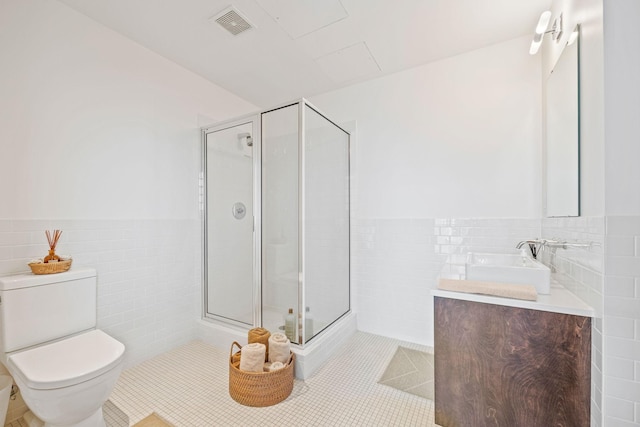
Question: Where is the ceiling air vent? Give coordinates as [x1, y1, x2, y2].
[211, 6, 254, 36]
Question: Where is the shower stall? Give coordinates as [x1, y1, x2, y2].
[202, 100, 351, 370]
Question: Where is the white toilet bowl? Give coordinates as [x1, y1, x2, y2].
[7, 330, 125, 427]
[0, 268, 125, 427]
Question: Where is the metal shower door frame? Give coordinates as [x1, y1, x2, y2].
[201, 114, 262, 329]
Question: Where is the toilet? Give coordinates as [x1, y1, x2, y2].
[0, 268, 125, 427]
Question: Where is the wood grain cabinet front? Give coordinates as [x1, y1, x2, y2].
[434, 296, 591, 427]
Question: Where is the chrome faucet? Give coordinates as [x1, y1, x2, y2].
[542, 240, 596, 250]
[516, 238, 598, 261]
[516, 239, 546, 259]
[516, 239, 542, 249]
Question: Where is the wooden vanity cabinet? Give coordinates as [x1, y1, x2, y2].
[434, 296, 591, 427]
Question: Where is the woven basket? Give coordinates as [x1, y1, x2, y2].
[28, 259, 72, 275]
[229, 341, 294, 407]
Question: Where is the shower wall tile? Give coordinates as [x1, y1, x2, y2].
[0, 218, 201, 368]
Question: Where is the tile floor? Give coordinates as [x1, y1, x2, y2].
[100, 331, 436, 426]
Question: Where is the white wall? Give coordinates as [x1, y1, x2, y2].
[0, 0, 255, 221]
[0, 0, 256, 374]
[602, 1, 640, 426]
[604, 0, 640, 216]
[311, 36, 543, 346]
[312, 35, 542, 220]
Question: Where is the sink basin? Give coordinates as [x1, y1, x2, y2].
[465, 252, 551, 294]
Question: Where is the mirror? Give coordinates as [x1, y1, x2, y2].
[545, 29, 580, 217]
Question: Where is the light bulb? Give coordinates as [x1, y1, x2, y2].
[535, 11, 552, 35]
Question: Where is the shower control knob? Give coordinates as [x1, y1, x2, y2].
[232, 202, 247, 219]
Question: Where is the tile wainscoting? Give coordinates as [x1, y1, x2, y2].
[3, 215, 638, 426]
[0, 218, 201, 367]
[0, 218, 201, 424]
[602, 216, 640, 426]
[351, 217, 540, 346]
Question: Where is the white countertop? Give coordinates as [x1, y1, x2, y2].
[432, 266, 594, 318]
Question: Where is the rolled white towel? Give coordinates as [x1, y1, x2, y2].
[268, 361, 285, 371]
[268, 332, 291, 364]
[239, 343, 266, 372]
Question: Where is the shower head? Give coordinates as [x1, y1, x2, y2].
[238, 132, 253, 147]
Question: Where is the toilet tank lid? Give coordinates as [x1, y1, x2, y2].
[0, 267, 96, 291]
[7, 329, 125, 390]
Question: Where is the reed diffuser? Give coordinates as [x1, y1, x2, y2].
[44, 229, 62, 263]
[28, 229, 72, 274]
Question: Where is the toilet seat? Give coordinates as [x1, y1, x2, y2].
[7, 329, 125, 390]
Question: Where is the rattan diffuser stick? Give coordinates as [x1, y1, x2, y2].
[44, 229, 62, 263]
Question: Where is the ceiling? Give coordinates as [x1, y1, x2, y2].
[59, 0, 551, 108]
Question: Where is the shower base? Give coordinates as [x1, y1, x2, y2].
[197, 311, 357, 379]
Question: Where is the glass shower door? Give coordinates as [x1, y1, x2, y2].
[203, 100, 349, 344]
[261, 105, 300, 342]
[303, 104, 350, 342]
[204, 119, 258, 326]
[261, 101, 350, 344]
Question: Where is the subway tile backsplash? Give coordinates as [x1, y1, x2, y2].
[541, 216, 605, 316]
[351, 217, 540, 346]
[434, 217, 540, 274]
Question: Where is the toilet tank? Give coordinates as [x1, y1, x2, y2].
[0, 268, 97, 354]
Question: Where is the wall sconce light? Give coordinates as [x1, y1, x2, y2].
[567, 26, 580, 46]
[529, 11, 564, 55]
